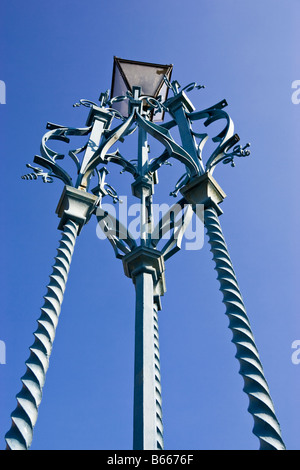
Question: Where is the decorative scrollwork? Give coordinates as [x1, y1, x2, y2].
[185, 100, 251, 173]
[79, 112, 136, 186]
[33, 123, 93, 187]
[21, 164, 54, 183]
[23, 73, 250, 200]
[163, 75, 205, 96]
[91, 167, 122, 204]
[73, 99, 99, 109]
[136, 113, 199, 177]
[220, 143, 251, 167]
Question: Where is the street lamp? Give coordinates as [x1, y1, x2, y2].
[110, 56, 173, 121]
[5, 58, 285, 451]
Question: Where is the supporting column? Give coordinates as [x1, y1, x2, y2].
[5, 186, 97, 450]
[153, 298, 164, 450]
[134, 269, 157, 450]
[204, 206, 285, 450]
[123, 247, 165, 450]
[181, 173, 286, 450]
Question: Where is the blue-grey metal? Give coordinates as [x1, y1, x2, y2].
[123, 246, 165, 450]
[6, 105, 108, 449]
[203, 206, 286, 450]
[133, 269, 159, 450]
[153, 300, 164, 450]
[11, 64, 286, 450]
[5, 219, 79, 450]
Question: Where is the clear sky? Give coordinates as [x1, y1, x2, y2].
[1, 0, 299, 450]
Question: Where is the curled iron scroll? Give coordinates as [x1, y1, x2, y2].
[34, 123, 92, 186]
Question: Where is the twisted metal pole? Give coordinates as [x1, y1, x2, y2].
[153, 301, 164, 450]
[5, 219, 79, 450]
[204, 206, 285, 450]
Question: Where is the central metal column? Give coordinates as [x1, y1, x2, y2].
[123, 246, 165, 450]
[134, 268, 156, 449]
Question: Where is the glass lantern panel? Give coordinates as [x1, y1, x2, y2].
[111, 63, 130, 118]
[120, 62, 167, 97]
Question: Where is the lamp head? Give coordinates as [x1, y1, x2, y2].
[110, 56, 173, 121]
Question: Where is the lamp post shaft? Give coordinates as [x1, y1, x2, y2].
[123, 247, 165, 450]
[204, 206, 285, 450]
[5, 219, 79, 450]
[5, 186, 97, 450]
[181, 173, 285, 449]
[133, 270, 158, 450]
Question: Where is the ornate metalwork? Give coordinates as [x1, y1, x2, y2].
[21, 76, 251, 214]
[204, 206, 285, 450]
[12, 62, 286, 451]
[210, 143, 251, 169]
[91, 167, 122, 204]
[149, 198, 195, 260]
[36, 123, 93, 186]
[21, 164, 54, 183]
[96, 206, 137, 259]
[163, 74, 205, 96]
[5, 219, 79, 450]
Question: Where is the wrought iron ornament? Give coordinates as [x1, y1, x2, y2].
[8, 60, 285, 450]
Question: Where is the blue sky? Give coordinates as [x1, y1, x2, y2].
[1, 0, 299, 450]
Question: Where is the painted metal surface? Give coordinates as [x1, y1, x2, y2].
[5, 219, 79, 450]
[12, 60, 286, 450]
[203, 206, 285, 450]
[153, 301, 164, 450]
[123, 247, 165, 450]
[133, 270, 158, 450]
[5, 186, 98, 450]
